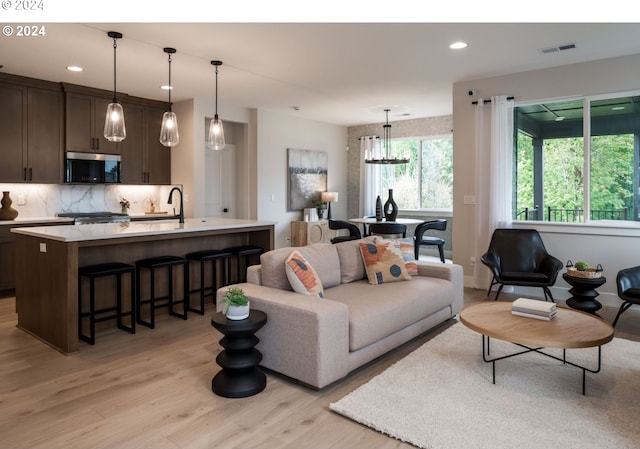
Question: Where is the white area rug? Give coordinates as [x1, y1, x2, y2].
[330, 323, 640, 449]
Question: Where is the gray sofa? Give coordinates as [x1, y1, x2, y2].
[216, 239, 463, 389]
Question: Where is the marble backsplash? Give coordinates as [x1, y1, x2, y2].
[0, 183, 181, 218]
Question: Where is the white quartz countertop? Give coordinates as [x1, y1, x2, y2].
[10, 218, 275, 242]
[0, 217, 75, 226]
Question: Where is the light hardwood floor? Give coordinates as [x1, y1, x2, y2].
[1, 289, 638, 449]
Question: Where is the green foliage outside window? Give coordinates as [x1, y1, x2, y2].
[381, 137, 453, 210]
[515, 132, 634, 221]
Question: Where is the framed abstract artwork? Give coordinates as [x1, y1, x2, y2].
[287, 148, 328, 211]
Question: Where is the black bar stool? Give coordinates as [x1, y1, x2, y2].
[78, 262, 136, 345]
[135, 255, 189, 329]
[186, 249, 232, 314]
[223, 245, 264, 283]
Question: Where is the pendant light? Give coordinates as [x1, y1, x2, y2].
[159, 47, 179, 147]
[364, 109, 408, 164]
[207, 60, 225, 151]
[104, 31, 126, 142]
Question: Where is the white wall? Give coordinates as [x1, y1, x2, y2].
[256, 109, 348, 248]
[173, 101, 348, 249]
[172, 97, 253, 220]
[452, 53, 640, 306]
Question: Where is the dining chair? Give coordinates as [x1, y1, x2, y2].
[414, 219, 447, 262]
[328, 219, 362, 243]
[368, 223, 407, 239]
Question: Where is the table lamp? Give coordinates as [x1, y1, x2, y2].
[321, 191, 338, 220]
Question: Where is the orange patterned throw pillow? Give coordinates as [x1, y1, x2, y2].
[366, 236, 417, 276]
[359, 241, 413, 285]
[285, 250, 324, 298]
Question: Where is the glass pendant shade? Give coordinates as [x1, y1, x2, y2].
[104, 102, 126, 142]
[208, 115, 225, 151]
[159, 47, 179, 147]
[159, 111, 179, 147]
[104, 31, 126, 143]
[207, 60, 226, 151]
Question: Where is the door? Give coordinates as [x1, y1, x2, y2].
[205, 144, 235, 217]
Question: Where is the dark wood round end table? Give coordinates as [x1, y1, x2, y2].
[562, 273, 606, 315]
[210, 309, 267, 398]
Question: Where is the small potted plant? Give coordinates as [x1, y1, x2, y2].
[119, 198, 130, 214]
[222, 286, 250, 320]
[311, 198, 326, 220]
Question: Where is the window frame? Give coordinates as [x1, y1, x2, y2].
[379, 133, 453, 213]
[513, 89, 640, 228]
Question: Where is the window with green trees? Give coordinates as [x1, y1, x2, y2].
[381, 136, 453, 210]
[514, 93, 639, 223]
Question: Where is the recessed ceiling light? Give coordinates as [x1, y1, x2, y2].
[449, 41, 467, 50]
[66, 66, 83, 72]
[554, 116, 565, 121]
[611, 106, 625, 111]
[160, 85, 173, 90]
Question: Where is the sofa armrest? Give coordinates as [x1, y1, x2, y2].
[247, 264, 262, 285]
[216, 283, 350, 389]
[416, 261, 464, 315]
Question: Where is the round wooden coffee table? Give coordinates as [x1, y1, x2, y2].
[459, 301, 613, 394]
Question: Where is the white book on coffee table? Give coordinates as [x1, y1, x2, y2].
[512, 297, 556, 313]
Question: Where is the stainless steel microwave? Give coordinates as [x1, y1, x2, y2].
[65, 152, 121, 184]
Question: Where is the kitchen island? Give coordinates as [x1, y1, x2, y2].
[11, 218, 275, 354]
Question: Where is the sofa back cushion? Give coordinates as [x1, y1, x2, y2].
[335, 239, 366, 283]
[260, 243, 341, 291]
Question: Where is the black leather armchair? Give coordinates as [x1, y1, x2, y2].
[328, 219, 362, 244]
[480, 228, 563, 302]
[613, 266, 640, 327]
[414, 219, 447, 262]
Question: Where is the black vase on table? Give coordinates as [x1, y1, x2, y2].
[384, 189, 398, 221]
[375, 196, 383, 221]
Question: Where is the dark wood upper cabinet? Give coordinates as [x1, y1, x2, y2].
[27, 88, 64, 183]
[120, 102, 171, 185]
[144, 105, 171, 185]
[0, 83, 26, 182]
[65, 91, 121, 154]
[0, 76, 170, 185]
[0, 76, 63, 183]
[119, 102, 145, 184]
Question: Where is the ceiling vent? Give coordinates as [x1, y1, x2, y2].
[538, 43, 577, 55]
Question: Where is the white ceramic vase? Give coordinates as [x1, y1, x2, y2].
[226, 302, 250, 320]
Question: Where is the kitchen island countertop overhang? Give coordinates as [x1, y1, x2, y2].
[11, 217, 276, 242]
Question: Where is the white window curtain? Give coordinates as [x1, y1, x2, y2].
[473, 95, 515, 289]
[360, 136, 382, 217]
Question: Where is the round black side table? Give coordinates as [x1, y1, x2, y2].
[210, 309, 267, 398]
[562, 273, 607, 315]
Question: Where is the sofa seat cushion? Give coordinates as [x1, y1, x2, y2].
[324, 277, 454, 351]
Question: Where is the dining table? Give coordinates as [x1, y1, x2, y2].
[348, 217, 424, 236]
